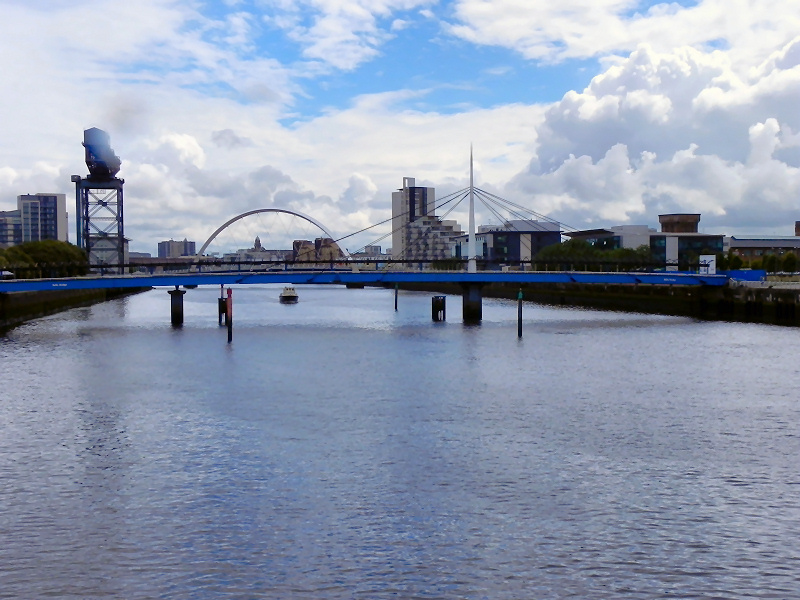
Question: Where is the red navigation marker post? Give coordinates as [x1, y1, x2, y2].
[226, 288, 233, 343]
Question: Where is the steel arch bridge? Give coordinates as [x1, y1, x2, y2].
[194, 208, 347, 258]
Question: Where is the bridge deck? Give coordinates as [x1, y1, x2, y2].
[0, 270, 728, 293]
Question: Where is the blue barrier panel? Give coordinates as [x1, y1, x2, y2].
[722, 269, 766, 282]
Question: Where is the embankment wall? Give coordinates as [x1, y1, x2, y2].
[393, 282, 800, 327]
[0, 288, 149, 333]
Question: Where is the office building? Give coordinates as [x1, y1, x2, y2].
[566, 214, 723, 269]
[453, 220, 562, 267]
[720, 220, 800, 263]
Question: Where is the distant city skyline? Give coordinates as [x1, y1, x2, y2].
[0, 1, 797, 254]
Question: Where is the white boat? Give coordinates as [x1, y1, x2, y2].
[279, 286, 298, 303]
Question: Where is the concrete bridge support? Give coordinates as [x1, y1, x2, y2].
[169, 287, 186, 326]
[462, 284, 483, 323]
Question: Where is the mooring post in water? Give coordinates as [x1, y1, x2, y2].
[226, 288, 233, 343]
[517, 288, 523, 338]
[168, 286, 186, 327]
[218, 284, 226, 325]
[432, 295, 446, 322]
[462, 284, 482, 324]
[394, 283, 399, 311]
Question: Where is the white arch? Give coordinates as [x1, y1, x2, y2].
[195, 208, 348, 259]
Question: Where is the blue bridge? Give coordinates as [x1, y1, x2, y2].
[0, 269, 728, 293]
[0, 268, 731, 328]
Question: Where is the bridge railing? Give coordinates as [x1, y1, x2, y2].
[0, 256, 721, 281]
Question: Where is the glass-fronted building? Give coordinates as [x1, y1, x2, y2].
[454, 220, 562, 267]
[17, 193, 68, 243]
[1, 194, 68, 247]
[650, 234, 723, 269]
[0, 210, 21, 248]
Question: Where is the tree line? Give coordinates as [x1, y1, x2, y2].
[719, 251, 797, 273]
[0, 241, 89, 278]
[530, 239, 656, 271]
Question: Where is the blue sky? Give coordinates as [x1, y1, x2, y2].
[0, 0, 798, 254]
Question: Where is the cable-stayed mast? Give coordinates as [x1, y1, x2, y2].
[468, 145, 477, 273]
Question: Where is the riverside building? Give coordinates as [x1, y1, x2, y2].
[566, 214, 723, 270]
[158, 238, 197, 258]
[453, 220, 561, 268]
[0, 194, 69, 247]
[390, 177, 463, 264]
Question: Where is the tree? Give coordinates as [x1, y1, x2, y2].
[781, 252, 797, 273]
[535, 238, 599, 261]
[0, 241, 87, 278]
[762, 254, 778, 273]
[534, 240, 655, 271]
[728, 254, 743, 270]
[534, 239, 600, 270]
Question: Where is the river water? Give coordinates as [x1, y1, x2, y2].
[0, 285, 798, 599]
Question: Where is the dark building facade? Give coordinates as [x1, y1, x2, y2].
[454, 220, 562, 267]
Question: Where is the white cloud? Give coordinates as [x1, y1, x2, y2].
[390, 19, 409, 31]
[508, 38, 800, 235]
[339, 173, 379, 210]
[262, 0, 435, 70]
[150, 134, 207, 169]
[447, 0, 800, 70]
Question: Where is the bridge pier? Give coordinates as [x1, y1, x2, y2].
[462, 284, 483, 323]
[168, 287, 186, 326]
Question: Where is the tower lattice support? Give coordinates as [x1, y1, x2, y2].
[71, 176, 125, 274]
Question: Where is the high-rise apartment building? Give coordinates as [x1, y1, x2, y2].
[158, 239, 197, 258]
[0, 210, 21, 248]
[390, 177, 462, 263]
[17, 193, 68, 243]
[1, 194, 68, 247]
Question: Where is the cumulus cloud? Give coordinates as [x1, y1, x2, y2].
[508, 39, 800, 235]
[339, 173, 379, 210]
[148, 134, 207, 170]
[447, 0, 800, 68]
[212, 129, 255, 149]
